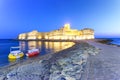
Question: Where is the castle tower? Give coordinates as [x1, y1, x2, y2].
[63, 23, 70, 31]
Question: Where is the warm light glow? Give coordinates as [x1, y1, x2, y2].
[45, 41, 75, 52]
[20, 41, 75, 53]
[28, 36, 36, 39]
[18, 24, 94, 40]
[64, 23, 70, 28]
[28, 41, 37, 49]
[38, 36, 42, 39]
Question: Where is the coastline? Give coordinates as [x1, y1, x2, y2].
[1, 39, 120, 80]
[0, 40, 99, 80]
[96, 38, 120, 47]
[96, 39, 113, 44]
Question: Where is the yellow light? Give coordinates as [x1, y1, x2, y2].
[18, 24, 94, 40]
[64, 23, 70, 27]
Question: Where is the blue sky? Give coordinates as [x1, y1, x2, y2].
[0, 0, 120, 39]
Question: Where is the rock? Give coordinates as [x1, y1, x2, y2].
[0, 76, 5, 80]
[65, 76, 76, 80]
[39, 60, 43, 63]
[74, 73, 81, 80]
[57, 58, 72, 66]
[71, 54, 83, 64]
[7, 61, 51, 80]
[3, 42, 100, 80]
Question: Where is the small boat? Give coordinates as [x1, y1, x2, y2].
[26, 49, 39, 57]
[8, 46, 24, 59]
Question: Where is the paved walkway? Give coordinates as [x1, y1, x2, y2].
[85, 41, 120, 80]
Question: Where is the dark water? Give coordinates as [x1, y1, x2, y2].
[0, 39, 74, 67]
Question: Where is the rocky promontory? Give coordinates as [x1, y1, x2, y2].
[0, 41, 100, 80]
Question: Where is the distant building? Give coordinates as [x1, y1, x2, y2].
[18, 24, 94, 40]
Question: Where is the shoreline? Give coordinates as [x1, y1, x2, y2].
[96, 38, 120, 47]
[0, 41, 99, 80]
[1, 39, 120, 80]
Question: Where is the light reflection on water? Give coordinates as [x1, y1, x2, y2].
[20, 41, 75, 55]
[0, 40, 75, 66]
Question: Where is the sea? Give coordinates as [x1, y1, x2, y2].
[109, 38, 120, 45]
[0, 38, 119, 67]
[0, 39, 74, 67]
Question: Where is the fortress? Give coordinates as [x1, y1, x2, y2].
[18, 24, 94, 40]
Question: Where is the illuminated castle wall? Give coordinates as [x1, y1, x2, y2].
[18, 24, 94, 40]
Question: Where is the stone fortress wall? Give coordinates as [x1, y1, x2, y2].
[18, 24, 94, 40]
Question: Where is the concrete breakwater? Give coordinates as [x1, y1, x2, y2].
[0, 42, 100, 80]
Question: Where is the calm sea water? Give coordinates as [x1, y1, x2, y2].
[1, 38, 119, 67]
[0, 39, 74, 67]
[110, 38, 120, 45]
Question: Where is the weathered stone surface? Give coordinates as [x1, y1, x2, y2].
[80, 40, 120, 80]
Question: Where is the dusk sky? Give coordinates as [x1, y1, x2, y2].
[0, 0, 120, 39]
